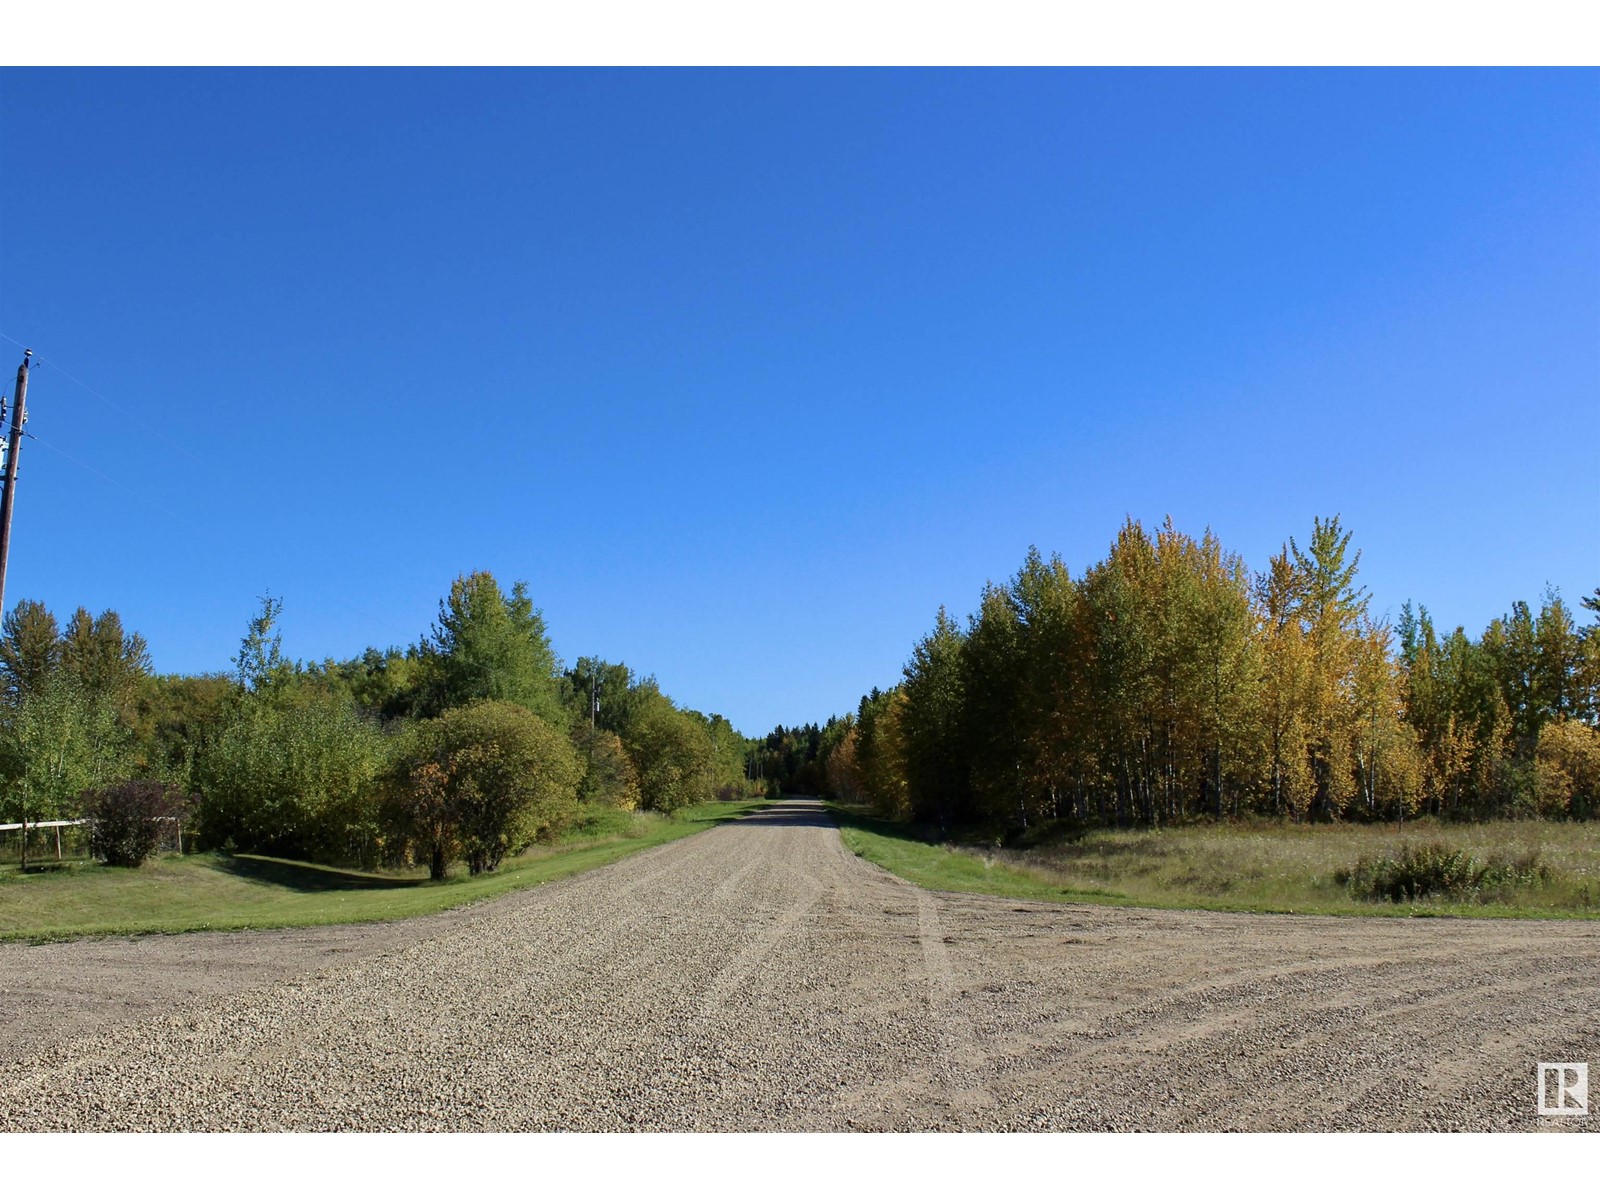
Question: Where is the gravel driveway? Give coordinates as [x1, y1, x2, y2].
[1, 799, 1595, 1131]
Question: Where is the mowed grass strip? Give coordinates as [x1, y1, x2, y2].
[0, 799, 769, 942]
[829, 804, 1600, 919]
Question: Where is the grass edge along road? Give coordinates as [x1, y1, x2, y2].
[828, 802, 1600, 920]
[0, 799, 769, 943]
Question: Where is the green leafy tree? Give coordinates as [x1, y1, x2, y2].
[1008, 548, 1080, 822]
[754, 720, 830, 795]
[1080, 523, 1161, 825]
[420, 572, 563, 724]
[1533, 589, 1584, 723]
[192, 692, 387, 864]
[571, 723, 642, 810]
[59, 608, 152, 708]
[0, 674, 126, 867]
[900, 606, 968, 830]
[622, 691, 715, 814]
[565, 656, 636, 732]
[233, 594, 289, 693]
[0, 600, 62, 705]
[342, 646, 427, 721]
[701, 712, 750, 797]
[130, 673, 235, 786]
[962, 582, 1027, 827]
[385, 700, 581, 877]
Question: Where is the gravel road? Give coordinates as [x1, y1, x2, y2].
[1, 799, 1596, 1131]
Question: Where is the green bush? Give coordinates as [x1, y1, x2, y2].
[1337, 841, 1551, 904]
[571, 724, 641, 810]
[383, 700, 582, 878]
[192, 693, 386, 864]
[622, 699, 715, 814]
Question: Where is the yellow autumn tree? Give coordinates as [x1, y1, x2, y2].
[1257, 549, 1314, 819]
[1535, 718, 1600, 819]
[1351, 623, 1424, 821]
[866, 690, 913, 821]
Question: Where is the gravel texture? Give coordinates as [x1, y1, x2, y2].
[1, 798, 1596, 1131]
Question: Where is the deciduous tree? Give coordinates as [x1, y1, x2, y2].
[386, 700, 581, 877]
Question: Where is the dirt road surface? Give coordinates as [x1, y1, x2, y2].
[1, 799, 1595, 1131]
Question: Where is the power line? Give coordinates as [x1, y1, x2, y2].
[30, 418, 423, 649]
[0, 336, 422, 651]
[26, 428, 209, 536]
[0, 331, 216, 474]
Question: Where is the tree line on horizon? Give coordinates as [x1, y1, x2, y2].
[763, 516, 1600, 831]
[0, 571, 760, 873]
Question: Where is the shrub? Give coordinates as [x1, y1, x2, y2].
[571, 724, 641, 811]
[81, 780, 188, 867]
[383, 700, 582, 878]
[621, 699, 715, 815]
[191, 692, 387, 864]
[1336, 841, 1551, 904]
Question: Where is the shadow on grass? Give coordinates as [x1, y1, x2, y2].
[825, 801, 1133, 903]
[218, 854, 429, 892]
[213, 800, 776, 896]
[823, 800, 943, 842]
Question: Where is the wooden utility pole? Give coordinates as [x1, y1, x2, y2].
[0, 349, 31, 621]
[587, 658, 599, 774]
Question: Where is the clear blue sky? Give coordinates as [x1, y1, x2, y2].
[0, 69, 1595, 734]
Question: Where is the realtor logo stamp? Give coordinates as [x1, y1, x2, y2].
[1537, 1063, 1588, 1116]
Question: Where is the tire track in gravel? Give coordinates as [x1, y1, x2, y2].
[136, 832, 777, 1100]
[2, 798, 1597, 1131]
[915, 889, 995, 1116]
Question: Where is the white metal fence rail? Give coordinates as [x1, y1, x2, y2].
[0, 816, 185, 863]
[0, 818, 86, 862]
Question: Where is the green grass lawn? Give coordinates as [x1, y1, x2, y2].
[0, 799, 768, 942]
[830, 803, 1600, 919]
